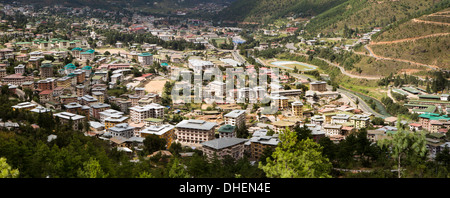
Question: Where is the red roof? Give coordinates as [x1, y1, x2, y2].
[39, 89, 53, 95]
[141, 73, 153, 78]
[409, 123, 422, 127]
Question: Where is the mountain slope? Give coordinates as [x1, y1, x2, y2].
[216, 0, 347, 23]
[304, 0, 448, 35]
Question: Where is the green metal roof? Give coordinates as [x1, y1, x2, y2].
[82, 65, 92, 70]
[64, 63, 76, 70]
[419, 95, 440, 99]
[418, 113, 450, 120]
[138, 52, 152, 56]
[218, 125, 236, 133]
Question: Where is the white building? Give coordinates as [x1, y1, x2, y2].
[54, 112, 85, 130]
[129, 103, 165, 123]
[224, 110, 246, 128]
[109, 123, 135, 139]
[99, 109, 124, 124]
[188, 59, 214, 72]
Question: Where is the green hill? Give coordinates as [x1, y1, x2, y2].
[304, 0, 446, 36]
[216, 0, 347, 24]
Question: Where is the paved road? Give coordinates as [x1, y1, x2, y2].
[290, 52, 383, 80]
[337, 88, 389, 119]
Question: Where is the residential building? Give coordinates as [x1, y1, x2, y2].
[2, 73, 30, 86]
[175, 120, 216, 146]
[245, 129, 280, 160]
[140, 124, 176, 147]
[201, 137, 248, 160]
[272, 120, 296, 134]
[310, 81, 327, 92]
[104, 115, 129, 130]
[39, 90, 53, 102]
[54, 112, 85, 131]
[99, 109, 124, 124]
[12, 102, 37, 111]
[129, 103, 165, 123]
[224, 110, 246, 128]
[109, 123, 135, 139]
[40, 62, 53, 78]
[138, 52, 153, 66]
[80, 95, 98, 105]
[331, 114, 351, 125]
[271, 95, 289, 110]
[350, 114, 371, 129]
[218, 124, 236, 138]
[291, 101, 303, 117]
[323, 124, 343, 137]
[90, 103, 111, 120]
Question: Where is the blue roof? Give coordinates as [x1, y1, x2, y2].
[64, 63, 76, 70]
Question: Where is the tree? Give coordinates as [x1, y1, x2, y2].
[77, 158, 108, 178]
[167, 157, 190, 178]
[259, 129, 332, 178]
[378, 125, 427, 178]
[143, 134, 167, 154]
[0, 157, 19, 178]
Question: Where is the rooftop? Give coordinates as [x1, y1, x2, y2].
[175, 120, 216, 131]
[224, 110, 246, 118]
[201, 137, 248, 150]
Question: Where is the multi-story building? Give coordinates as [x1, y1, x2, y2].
[80, 95, 98, 105]
[37, 78, 56, 91]
[80, 49, 95, 61]
[218, 124, 236, 138]
[104, 115, 129, 130]
[272, 120, 296, 134]
[331, 114, 351, 125]
[138, 52, 153, 66]
[140, 124, 176, 147]
[271, 95, 289, 110]
[109, 123, 135, 139]
[12, 102, 37, 111]
[56, 76, 72, 89]
[175, 120, 216, 146]
[224, 110, 246, 128]
[54, 112, 85, 131]
[129, 103, 165, 123]
[245, 129, 280, 160]
[39, 90, 53, 102]
[40, 62, 53, 78]
[310, 81, 327, 92]
[59, 94, 78, 105]
[323, 124, 343, 137]
[188, 59, 214, 72]
[99, 109, 124, 124]
[14, 64, 25, 74]
[76, 84, 85, 97]
[90, 103, 111, 120]
[2, 73, 30, 86]
[201, 137, 248, 160]
[350, 114, 371, 129]
[92, 92, 104, 103]
[419, 113, 450, 132]
[291, 101, 303, 117]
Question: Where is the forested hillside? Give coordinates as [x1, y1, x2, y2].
[304, 0, 448, 35]
[216, 0, 347, 24]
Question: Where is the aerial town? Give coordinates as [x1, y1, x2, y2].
[0, 1, 450, 180]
